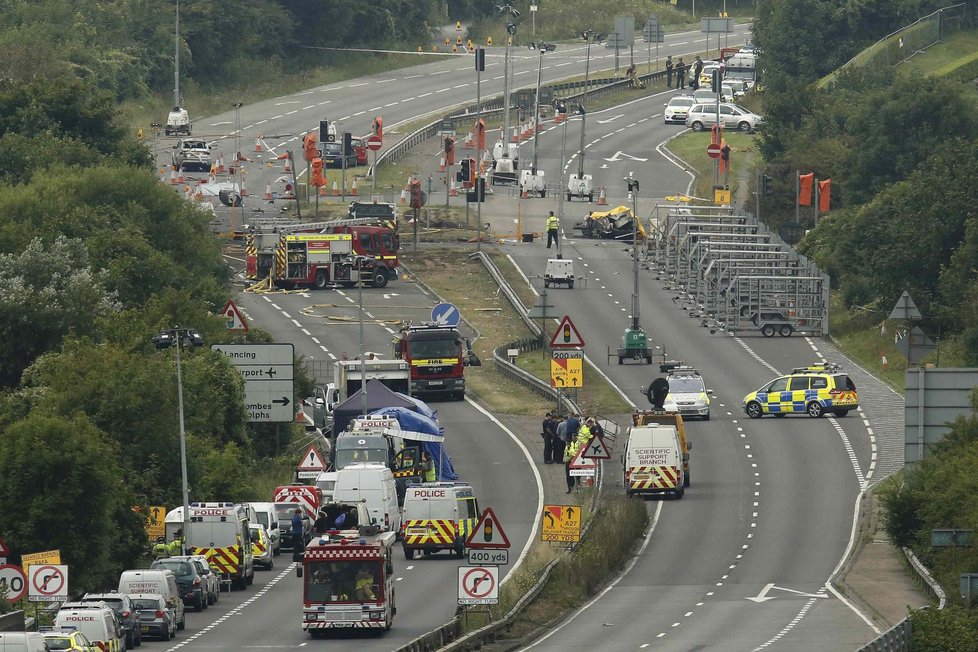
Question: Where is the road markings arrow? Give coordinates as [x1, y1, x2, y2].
[603, 151, 649, 162]
[746, 583, 829, 603]
[383, 293, 400, 299]
[596, 114, 624, 124]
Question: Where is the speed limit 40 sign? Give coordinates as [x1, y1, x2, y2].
[0, 564, 27, 602]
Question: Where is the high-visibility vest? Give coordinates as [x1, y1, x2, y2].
[356, 577, 376, 600]
[563, 440, 579, 463]
[168, 539, 182, 555]
[422, 460, 436, 482]
[153, 543, 169, 558]
[547, 215, 559, 230]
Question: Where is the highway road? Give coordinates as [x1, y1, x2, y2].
[496, 109, 885, 648]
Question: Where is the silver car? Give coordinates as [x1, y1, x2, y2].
[130, 593, 176, 642]
[171, 138, 213, 172]
[686, 103, 764, 132]
[663, 368, 713, 420]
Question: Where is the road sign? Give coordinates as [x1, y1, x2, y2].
[366, 134, 383, 151]
[568, 444, 597, 476]
[0, 565, 27, 602]
[707, 143, 722, 159]
[221, 300, 248, 331]
[580, 433, 611, 460]
[466, 508, 511, 550]
[296, 444, 327, 480]
[212, 343, 295, 423]
[889, 290, 923, 321]
[541, 505, 582, 543]
[21, 550, 60, 572]
[28, 564, 67, 602]
[550, 316, 585, 348]
[145, 505, 167, 539]
[0, 537, 8, 557]
[467, 549, 509, 566]
[431, 302, 461, 327]
[700, 17, 735, 33]
[457, 566, 499, 606]
[550, 349, 583, 388]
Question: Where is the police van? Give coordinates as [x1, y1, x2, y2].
[623, 424, 685, 499]
[400, 482, 479, 560]
[53, 602, 124, 652]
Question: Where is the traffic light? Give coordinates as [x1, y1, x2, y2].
[475, 119, 486, 150]
[762, 175, 774, 197]
[466, 177, 486, 203]
[459, 158, 471, 185]
[319, 120, 330, 143]
[311, 158, 325, 187]
[475, 47, 485, 72]
[483, 517, 493, 542]
[444, 136, 456, 165]
[562, 323, 571, 343]
[303, 133, 317, 162]
[410, 179, 423, 209]
[711, 69, 721, 91]
[342, 132, 353, 157]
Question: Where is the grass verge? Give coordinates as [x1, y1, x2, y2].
[664, 130, 761, 207]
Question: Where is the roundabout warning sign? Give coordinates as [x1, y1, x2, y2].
[457, 566, 499, 605]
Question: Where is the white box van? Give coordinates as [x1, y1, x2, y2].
[53, 603, 124, 652]
[333, 462, 401, 534]
[400, 482, 480, 560]
[544, 258, 574, 289]
[247, 502, 281, 554]
[0, 632, 48, 652]
[118, 570, 185, 630]
[623, 424, 685, 498]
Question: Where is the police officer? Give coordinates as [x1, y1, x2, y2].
[542, 412, 557, 464]
[665, 55, 674, 88]
[676, 58, 687, 90]
[692, 55, 704, 90]
[153, 536, 169, 559]
[563, 434, 580, 494]
[168, 529, 183, 556]
[421, 452, 437, 482]
[546, 211, 559, 249]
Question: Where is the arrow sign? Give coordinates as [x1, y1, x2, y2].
[272, 397, 291, 406]
[603, 151, 649, 162]
[746, 583, 829, 603]
[431, 302, 460, 327]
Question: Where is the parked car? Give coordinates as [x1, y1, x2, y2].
[663, 95, 696, 124]
[79, 593, 140, 649]
[249, 523, 274, 570]
[150, 558, 207, 612]
[321, 141, 357, 169]
[350, 137, 368, 166]
[42, 629, 97, 651]
[129, 594, 176, 642]
[685, 103, 764, 132]
[167, 555, 220, 605]
[171, 138, 212, 172]
[691, 89, 721, 104]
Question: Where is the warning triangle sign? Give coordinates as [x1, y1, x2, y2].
[580, 433, 611, 460]
[222, 300, 249, 331]
[466, 507, 511, 550]
[549, 315, 585, 348]
[297, 444, 326, 471]
[0, 536, 9, 556]
[569, 443, 598, 470]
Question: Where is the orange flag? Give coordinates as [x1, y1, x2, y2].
[818, 178, 831, 212]
[798, 172, 814, 206]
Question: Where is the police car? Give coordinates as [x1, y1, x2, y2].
[662, 367, 712, 420]
[742, 362, 858, 419]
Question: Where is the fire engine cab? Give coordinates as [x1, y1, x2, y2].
[392, 323, 481, 401]
[299, 529, 396, 635]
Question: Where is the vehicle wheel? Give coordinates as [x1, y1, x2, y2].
[807, 401, 825, 418]
[126, 631, 134, 649]
[309, 630, 323, 639]
[684, 468, 691, 487]
[372, 268, 389, 288]
[836, 409, 850, 417]
[314, 271, 329, 290]
[135, 629, 141, 647]
[761, 324, 776, 337]
[194, 594, 204, 612]
[540, 190, 547, 198]
[567, 192, 572, 202]
[232, 576, 244, 590]
[778, 324, 793, 337]
[568, 280, 574, 289]
[745, 401, 763, 419]
[738, 121, 752, 132]
[675, 485, 685, 499]
[588, 193, 594, 202]
[177, 617, 185, 631]
[691, 121, 705, 132]
[246, 570, 255, 585]
[618, 356, 624, 365]
[207, 591, 214, 605]
[404, 547, 414, 560]
[161, 627, 170, 642]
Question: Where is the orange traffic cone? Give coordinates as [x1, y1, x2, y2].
[216, 157, 226, 173]
[438, 156, 446, 172]
[462, 131, 474, 149]
[511, 126, 520, 143]
[521, 186, 528, 199]
[332, 180, 340, 196]
[263, 183, 273, 200]
[555, 113, 565, 124]
[597, 187, 607, 205]
[177, 169, 185, 184]
[169, 169, 177, 185]
[400, 186, 409, 204]
[319, 183, 329, 197]
[350, 179, 359, 196]
[255, 134, 263, 152]
[240, 178, 248, 196]
[449, 178, 458, 197]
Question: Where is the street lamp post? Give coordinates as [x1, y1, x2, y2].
[174, 0, 181, 109]
[529, 42, 556, 175]
[497, 5, 520, 167]
[153, 327, 205, 555]
[555, 100, 569, 258]
[577, 30, 599, 180]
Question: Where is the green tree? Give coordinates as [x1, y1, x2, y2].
[910, 605, 978, 652]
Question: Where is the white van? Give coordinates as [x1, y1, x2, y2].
[53, 603, 124, 652]
[248, 502, 281, 554]
[0, 632, 48, 652]
[622, 424, 685, 499]
[400, 482, 480, 560]
[333, 462, 401, 534]
[118, 570, 185, 630]
[544, 258, 574, 289]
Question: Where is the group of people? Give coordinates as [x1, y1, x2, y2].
[541, 413, 605, 494]
[152, 529, 183, 558]
[664, 55, 704, 91]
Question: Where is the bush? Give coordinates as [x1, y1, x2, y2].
[910, 605, 978, 652]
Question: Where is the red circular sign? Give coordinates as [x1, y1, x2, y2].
[366, 135, 383, 151]
[706, 143, 722, 159]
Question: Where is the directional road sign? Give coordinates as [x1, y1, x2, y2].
[550, 349, 583, 388]
[541, 505, 582, 543]
[145, 505, 167, 539]
[457, 566, 499, 606]
[212, 343, 295, 423]
[28, 564, 67, 603]
[0, 565, 27, 602]
[431, 302, 461, 327]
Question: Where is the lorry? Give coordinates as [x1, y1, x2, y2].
[165, 503, 255, 589]
[165, 107, 191, 137]
[245, 211, 399, 290]
[312, 359, 412, 434]
[299, 529, 397, 635]
[566, 173, 594, 202]
[392, 322, 481, 400]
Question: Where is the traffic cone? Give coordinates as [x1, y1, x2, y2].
[462, 131, 474, 149]
[555, 113, 565, 124]
[319, 183, 329, 197]
[449, 178, 458, 197]
[240, 177, 248, 196]
[350, 179, 359, 196]
[216, 157, 226, 173]
[263, 183, 273, 200]
[332, 180, 340, 196]
[400, 186, 409, 204]
[520, 184, 528, 199]
[176, 168, 184, 184]
[209, 168, 217, 185]
[438, 156, 446, 172]
[284, 158, 292, 173]
[169, 169, 177, 185]
[511, 126, 519, 143]
[597, 187, 607, 205]
[255, 135, 263, 152]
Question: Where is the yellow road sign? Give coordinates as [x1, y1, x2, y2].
[550, 349, 583, 388]
[541, 505, 582, 542]
[714, 188, 731, 205]
[21, 550, 60, 572]
[145, 505, 167, 539]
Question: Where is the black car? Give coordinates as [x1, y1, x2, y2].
[151, 558, 208, 612]
[321, 142, 357, 169]
[80, 592, 141, 649]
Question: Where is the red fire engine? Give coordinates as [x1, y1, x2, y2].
[392, 323, 481, 401]
[299, 529, 397, 635]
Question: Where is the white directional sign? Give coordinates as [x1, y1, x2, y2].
[28, 564, 67, 602]
[212, 343, 295, 423]
[457, 566, 499, 606]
